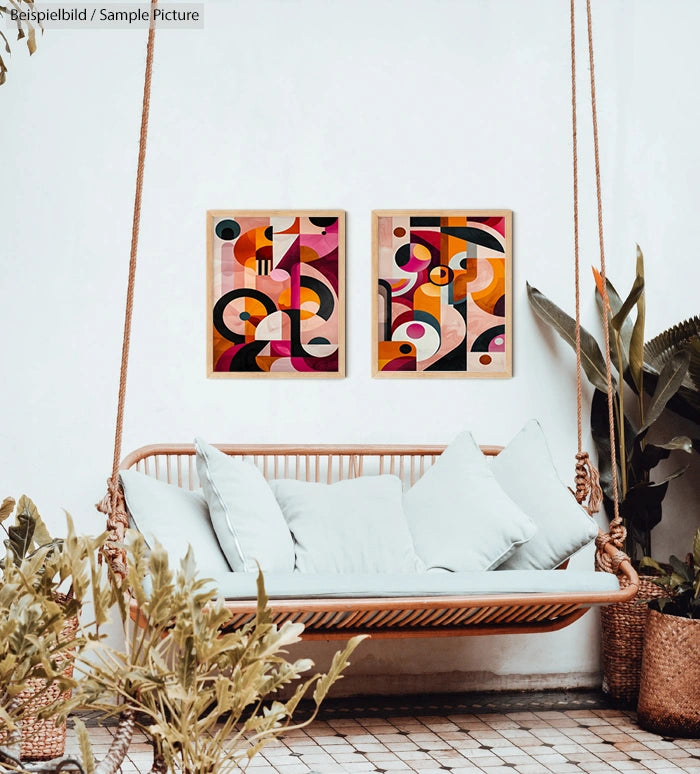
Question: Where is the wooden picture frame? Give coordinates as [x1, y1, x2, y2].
[372, 210, 512, 378]
[207, 210, 345, 378]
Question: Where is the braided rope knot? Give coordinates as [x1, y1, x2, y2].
[595, 527, 628, 573]
[96, 477, 129, 584]
[573, 451, 603, 516]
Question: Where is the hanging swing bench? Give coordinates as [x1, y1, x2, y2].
[99, 0, 639, 641]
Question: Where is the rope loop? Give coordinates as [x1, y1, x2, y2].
[595, 525, 628, 573]
[574, 451, 603, 516]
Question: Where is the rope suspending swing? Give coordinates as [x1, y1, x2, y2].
[97, 0, 158, 584]
[567, 0, 628, 574]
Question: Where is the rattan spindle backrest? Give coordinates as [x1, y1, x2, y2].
[120, 444, 503, 491]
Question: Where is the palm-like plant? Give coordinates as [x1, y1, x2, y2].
[527, 247, 699, 562]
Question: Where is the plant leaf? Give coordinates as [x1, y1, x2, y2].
[611, 274, 644, 334]
[637, 436, 692, 472]
[640, 350, 691, 433]
[0, 497, 15, 525]
[73, 717, 96, 774]
[527, 282, 615, 394]
[639, 556, 666, 574]
[593, 268, 632, 378]
[645, 314, 700, 377]
[629, 245, 646, 393]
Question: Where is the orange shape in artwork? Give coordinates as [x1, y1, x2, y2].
[471, 258, 505, 316]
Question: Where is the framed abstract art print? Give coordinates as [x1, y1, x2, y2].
[207, 210, 345, 377]
[372, 210, 512, 378]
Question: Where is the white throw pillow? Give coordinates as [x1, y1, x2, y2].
[270, 475, 425, 574]
[119, 469, 231, 573]
[492, 420, 599, 570]
[194, 438, 295, 573]
[402, 431, 537, 571]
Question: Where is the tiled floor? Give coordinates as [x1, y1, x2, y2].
[66, 696, 700, 774]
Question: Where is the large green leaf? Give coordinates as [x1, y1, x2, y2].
[629, 245, 646, 393]
[611, 274, 644, 334]
[640, 350, 690, 433]
[689, 337, 700, 392]
[527, 283, 616, 394]
[637, 436, 692, 473]
[6, 511, 35, 564]
[645, 315, 700, 382]
[595, 275, 632, 378]
[621, 479, 669, 535]
[590, 388, 638, 508]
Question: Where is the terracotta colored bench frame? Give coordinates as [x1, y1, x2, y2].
[119, 443, 639, 640]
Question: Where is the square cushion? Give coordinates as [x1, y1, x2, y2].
[402, 431, 537, 571]
[119, 469, 231, 573]
[492, 420, 599, 569]
[194, 438, 295, 573]
[270, 475, 425, 574]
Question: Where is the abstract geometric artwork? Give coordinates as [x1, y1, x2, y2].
[207, 210, 345, 377]
[372, 210, 512, 377]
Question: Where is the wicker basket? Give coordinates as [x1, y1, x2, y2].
[0, 612, 79, 761]
[600, 573, 666, 706]
[637, 609, 700, 737]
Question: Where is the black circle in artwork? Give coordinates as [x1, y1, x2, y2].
[460, 258, 467, 269]
[399, 344, 412, 354]
[264, 226, 273, 240]
[213, 288, 277, 344]
[309, 217, 338, 228]
[395, 243, 411, 268]
[215, 219, 241, 241]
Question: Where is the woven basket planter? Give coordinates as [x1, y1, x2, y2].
[637, 609, 700, 737]
[600, 573, 666, 706]
[0, 612, 79, 761]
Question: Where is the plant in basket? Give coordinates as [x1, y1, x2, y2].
[0, 495, 105, 765]
[636, 530, 700, 736]
[527, 246, 700, 705]
[528, 248, 698, 564]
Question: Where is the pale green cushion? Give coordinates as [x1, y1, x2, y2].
[270, 475, 425, 574]
[209, 570, 620, 600]
[119, 469, 231, 573]
[195, 438, 295, 573]
[493, 420, 599, 570]
[403, 431, 537, 571]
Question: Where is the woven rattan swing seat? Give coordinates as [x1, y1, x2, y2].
[119, 442, 639, 640]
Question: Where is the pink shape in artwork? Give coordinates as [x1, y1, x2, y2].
[489, 335, 506, 352]
[269, 268, 290, 282]
[406, 323, 424, 340]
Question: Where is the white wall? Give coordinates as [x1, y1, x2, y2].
[2, 0, 698, 694]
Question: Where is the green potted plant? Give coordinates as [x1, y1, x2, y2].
[636, 530, 700, 736]
[63, 532, 364, 774]
[528, 249, 697, 563]
[0, 496, 104, 763]
[527, 246, 699, 705]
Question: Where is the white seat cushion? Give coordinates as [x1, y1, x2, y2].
[195, 438, 295, 573]
[120, 469, 231, 573]
[492, 420, 599, 570]
[271, 475, 425, 574]
[209, 569, 620, 600]
[402, 431, 537, 571]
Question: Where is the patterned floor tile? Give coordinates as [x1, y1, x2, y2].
[61, 691, 700, 774]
